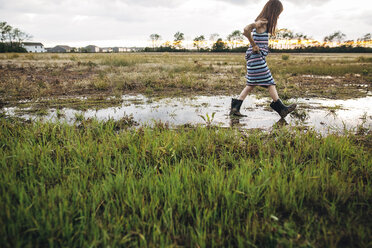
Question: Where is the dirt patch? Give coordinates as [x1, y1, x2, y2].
[2, 65, 93, 83]
[0, 64, 115, 107]
[282, 74, 371, 99]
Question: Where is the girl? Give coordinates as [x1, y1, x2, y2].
[230, 0, 296, 118]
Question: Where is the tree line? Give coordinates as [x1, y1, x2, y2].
[145, 31, 241, 52]
[1, 19, 371, 53]
[0, 21, 31, 52]
[145, 30, 372, 53]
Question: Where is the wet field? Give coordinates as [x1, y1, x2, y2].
[1, 52, 372, 133]
[1, 53, 372, 247]
[4, 94, 372, 134]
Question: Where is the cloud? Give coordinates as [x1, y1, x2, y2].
[0, 0, 186, 11]
[359, 11, 372, 25]
[120, 0, 185, 7]
[0, 0, 150, 23]
[283, 0, 332, 6]
[0, 0, 370, 47]
[215, 0, 252, 5]
[212, 0, 333, 6]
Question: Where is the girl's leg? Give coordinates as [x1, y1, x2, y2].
[238, 85, 255, 100]
[230, 86, 254, 116]
[267, 85, 279, 102]
[268, 85, 297, 118]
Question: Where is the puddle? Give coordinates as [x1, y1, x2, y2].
[3, 95, 372, 134]
[301, 75, 337, 79]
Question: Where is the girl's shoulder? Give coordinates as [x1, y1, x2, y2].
[255, 18, 268, 27]
[254, 19, 268, 34]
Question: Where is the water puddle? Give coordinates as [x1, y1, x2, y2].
[3, 95, 372, 134]
[302, 75, 337, 79]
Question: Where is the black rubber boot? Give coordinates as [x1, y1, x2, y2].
[230, 98, 247, 117]
[270, 99, 297, 118]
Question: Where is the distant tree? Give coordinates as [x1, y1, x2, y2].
[149, 33, 161, 48]
[0, 22, 12, 43]
[174, 31, 184, 41]
[193, 35, 206, 51]
[271, 28, 294, 40]
[324, 31, 346, 43]
[209, 33, 220, 42]
[6, 26, 14, 44]
[12, 28, 32, 44]
[227, 30, 244, 48]
[173, 31, 185, 49]
[293, 32, 310, 41]
[357, 33, 371, 42]
[212, 38, 229, 52]
[0, 21, 29, 52]
[11, 28, 21, 43]
[162, 41, 173, 48]
[0, 22, 8, 42]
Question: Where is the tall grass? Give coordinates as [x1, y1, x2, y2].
[101, 54, 148, 67]
[0, 118, 371, 247]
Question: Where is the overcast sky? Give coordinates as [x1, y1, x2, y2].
[0, 0, 371, 47]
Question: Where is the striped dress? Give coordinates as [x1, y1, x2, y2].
[245, 29, 275, 87]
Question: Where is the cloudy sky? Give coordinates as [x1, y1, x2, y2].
[0, 0, 371, 47]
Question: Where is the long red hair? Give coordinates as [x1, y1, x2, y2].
[255, 0, 283, 35]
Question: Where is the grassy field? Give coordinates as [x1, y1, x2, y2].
[1, 53, 371, 247]
[0, 53, 371, 110]
[0, 117, 371, 247]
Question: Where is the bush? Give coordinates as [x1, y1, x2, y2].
[282, 54, 290, 60]
[357, 56, 372, 63]
[211, 39, 229, 52]
[0, 43, 27, 53]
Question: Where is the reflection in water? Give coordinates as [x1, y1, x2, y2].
[274, 118, 289, 127]
[3, 95, 372, 134]
[230, 116, 288, 129]
[229, 117, 240, 128]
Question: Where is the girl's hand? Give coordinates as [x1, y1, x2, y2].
[252, 45, 260, 54]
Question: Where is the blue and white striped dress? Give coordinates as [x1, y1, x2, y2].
[245, 29, 275, 87]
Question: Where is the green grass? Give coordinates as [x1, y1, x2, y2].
[357, 56, 372, 63]
[101, 54, 149, 67]
[1, 118, 371, 247]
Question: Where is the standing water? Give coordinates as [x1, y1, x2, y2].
[3, 95, 372, 134]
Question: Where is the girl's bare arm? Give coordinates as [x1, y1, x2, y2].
[243, 19, 268, 53]
[243, 23, 256, 48]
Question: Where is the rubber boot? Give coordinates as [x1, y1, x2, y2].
[270, 99, 297, 118]
[230, 98, 247, 117]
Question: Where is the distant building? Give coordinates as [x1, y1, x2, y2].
[22, 42, 46, 53]
[85, 45, 100, 53]
[49, 45, 73, 53]
[100, 47, 113, 53]
[126, 47, 145, 52]
[113, 47, 125, 53]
